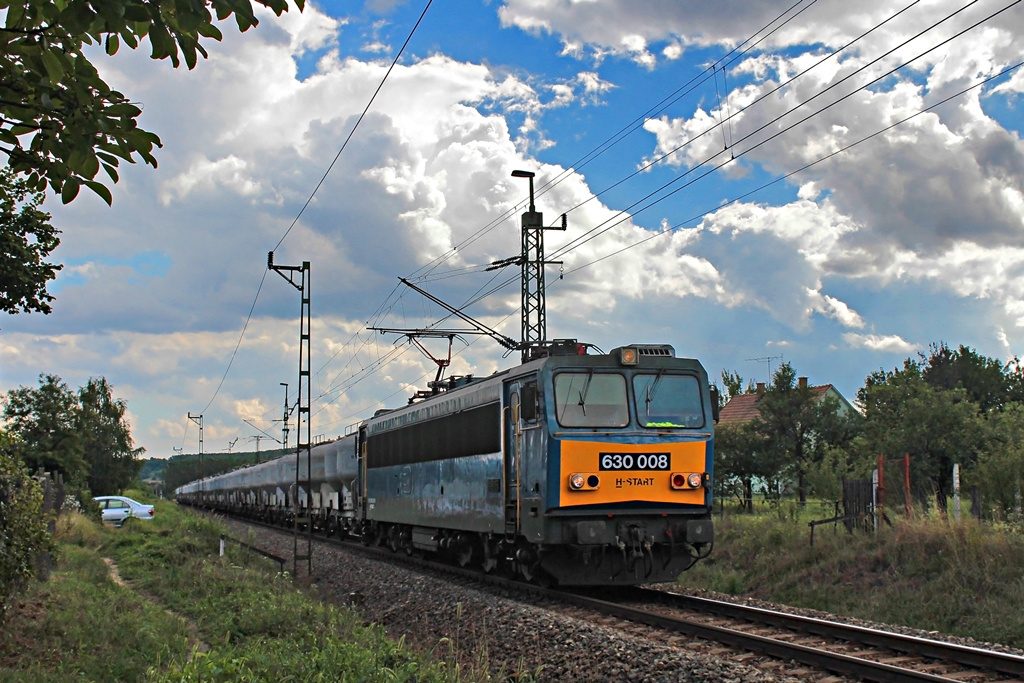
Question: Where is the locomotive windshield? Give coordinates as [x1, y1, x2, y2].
[554, 372, 629, 427]
[633, 373, 704, 428]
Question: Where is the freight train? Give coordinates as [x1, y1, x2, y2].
[176, 342, 717, 586]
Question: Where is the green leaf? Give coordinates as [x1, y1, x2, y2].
[40, 50, 67, 84]
[149, 23, 176, 61]
[83, 179, 113, 206]
[120, 28, 139, 50]
[105, 33, 120, 56]
[104, 103, 142, 118]
[6, 1, 26, 27]
[101, 163, 119, 183]
[197, 23, 224, 40]
[61, 177, 80, 204]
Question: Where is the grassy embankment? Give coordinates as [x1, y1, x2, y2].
[0, 495, 525, 682]
[680, 503, 1024, 648]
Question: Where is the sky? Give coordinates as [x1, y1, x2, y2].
[2, 0, 1024, 459]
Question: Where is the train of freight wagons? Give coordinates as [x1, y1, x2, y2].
[177, 340, 717, 586]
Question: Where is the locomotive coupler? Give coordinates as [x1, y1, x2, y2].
[614, 525, 654, 578]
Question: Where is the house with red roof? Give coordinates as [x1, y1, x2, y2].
[718, 377, 858, 426]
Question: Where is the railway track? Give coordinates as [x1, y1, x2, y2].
[211, 510, 1024, 682]
[554, 587, 1024, 683]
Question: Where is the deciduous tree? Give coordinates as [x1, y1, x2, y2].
[0, 167, 60, 315]
[858, 360, 985, 511]
[2, 374, 143, 494]
[923, 342, 1011, 413]
[77, 377, 144, 495]
[752, 363, 857, 504]
[2, 374, 86, 484]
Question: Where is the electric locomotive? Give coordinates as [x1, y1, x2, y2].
[359, 341, 715, 585]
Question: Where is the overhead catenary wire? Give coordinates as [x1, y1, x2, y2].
[185, 1, 435, 438]
[547, 0, 1006, 262]
[563, 57, 1024, 276]
[396, 0, 824, 285]
[311, 0, 1015, 414]
[408, 0, 929, 285]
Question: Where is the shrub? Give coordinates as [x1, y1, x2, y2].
[0, 445, 55, 622]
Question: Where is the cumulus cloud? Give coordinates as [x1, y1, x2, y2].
[843, 333, 916, 353]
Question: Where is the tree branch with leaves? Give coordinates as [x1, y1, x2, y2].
[0, 0, 304, 204]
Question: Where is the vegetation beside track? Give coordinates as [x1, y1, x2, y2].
[0, 494, 504, 682]
[678, 506, 1024, 648]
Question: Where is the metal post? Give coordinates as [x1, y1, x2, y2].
[268, 252, 313, 577]
[904, 453, 912, 518]
[875, 453, 884, 528]
[188, 413, 204, 497]
[871, 468, 879, 533]
[511, 170, 564, 362]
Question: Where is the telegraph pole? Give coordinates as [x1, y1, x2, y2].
[268, 252, 312, 577]
[511, 170, 565, 362]
[251, 435, 265, 463]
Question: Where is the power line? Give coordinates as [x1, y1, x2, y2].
[190, 1, 435, 422]
[312, 1, 1016, 406]
[563, 58, 1024, 276]
[550, 0, 1014, 263]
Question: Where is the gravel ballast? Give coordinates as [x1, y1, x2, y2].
[218, 517, 798, 682]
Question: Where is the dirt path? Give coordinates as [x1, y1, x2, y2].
[102, 557, 209, 659]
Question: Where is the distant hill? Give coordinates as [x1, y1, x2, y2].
[140, 448, 292, 489]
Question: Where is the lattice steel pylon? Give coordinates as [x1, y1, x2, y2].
[268, 252, 312, 577]
[512, 170, 564, 363]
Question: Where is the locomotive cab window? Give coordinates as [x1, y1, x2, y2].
[554, 372, 629, 428]
[633, 373, 705, 428]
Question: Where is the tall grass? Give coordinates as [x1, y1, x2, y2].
[680, 510, 1024, 646]
[2, 500, 518, 682]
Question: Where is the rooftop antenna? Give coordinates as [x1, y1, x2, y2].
[746, 355, 783, 384]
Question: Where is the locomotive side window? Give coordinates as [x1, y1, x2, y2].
[633, 373, 705, 428]
[553, 372, 629, 428]
[520, 381, 539, 422]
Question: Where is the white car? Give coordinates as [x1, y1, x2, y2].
[95, 496, 155, 527]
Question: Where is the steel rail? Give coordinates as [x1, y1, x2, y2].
[647, 590, 1024, 679]
[553, 589, 964, 683]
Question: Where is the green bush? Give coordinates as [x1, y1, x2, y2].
[0, 444, 54, 622]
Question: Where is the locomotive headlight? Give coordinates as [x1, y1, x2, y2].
[619, 347, 639, 365]
[687, 472, 703, 489]
[569, 473, 600, 491]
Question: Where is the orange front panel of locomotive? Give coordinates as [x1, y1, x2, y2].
[559, 440, 707, 507]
